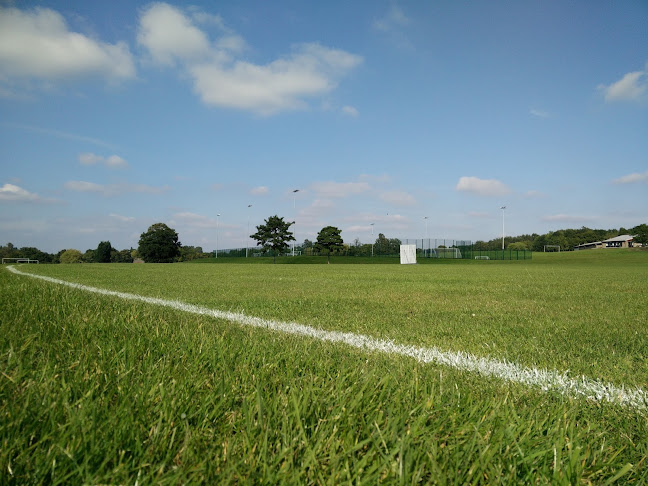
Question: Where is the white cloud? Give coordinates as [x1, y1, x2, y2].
[0, 183, 40, 202]
[599, 69, 647, 102]
[612, 170, 648, 184]
[342, 105, 359, 117]
[138, 3, 211, 66]
[379, 190, 416, 206]
[65, 180, 169, 196]
[455, 176, 511, 197]
[541, 214, 595, 223]
[0, 6, 135, 82]
[105, 155, 128, 168]
[250, 186, 269, 195]
[65, 180, 104, 193]
[4, 122, 116, 148]
[372, 4, 412, 50]
[311, 181, 370, 198]
[530, 109, 550, 118]
[137, 4, 362, 115]
[78, 152, 129, 168]
[109, 213, 135, 222]
[190, 43, 362, 115]
[79, 152, 103, 165]
[373, 5, 411, 32]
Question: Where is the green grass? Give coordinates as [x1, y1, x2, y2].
[1, 250, 647, 483]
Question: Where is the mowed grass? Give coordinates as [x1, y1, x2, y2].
[1, 250, 647, 483]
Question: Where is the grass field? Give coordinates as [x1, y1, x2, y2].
[1, 250, 647, 483]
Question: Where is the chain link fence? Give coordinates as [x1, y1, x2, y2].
[214, 238, 532, 260]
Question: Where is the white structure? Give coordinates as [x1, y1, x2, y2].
[400, 244, 417, 264]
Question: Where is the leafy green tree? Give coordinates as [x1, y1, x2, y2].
[82, 249, 96, 263]
[138, 223, 181, 263]
[374, 233, 401, 256]
[632, 224, 648, 246]
[95, 241, 113, 263]
[60, 249, 82, 264]
[315, 226, 344, 263]
[508, 241, 528, 250]
[250, 215, 295, 263]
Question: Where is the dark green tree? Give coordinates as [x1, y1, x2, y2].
[95, 241, 113, 263]
[315, 226, 344, 263]
[250, 215, 295, 263]
[138, 223, 181, 263]
[632, 224, 648, 245]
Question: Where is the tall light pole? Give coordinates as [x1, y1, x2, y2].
[500, 206, 506, 250]
[216, 213, 220, 259]
[370, 223, 375, 257]
[246, 204, 252, 258]
[424, 216, 429, 257]
[292, 189, 299, 256]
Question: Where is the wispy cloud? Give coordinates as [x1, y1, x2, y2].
[379, 190, 416, 206]
[530, 109, 550, 118]
[598, 67, 647, 102]
[250, 186, 269, 195]
[3, 122, 116, 149]
[342, 105, 359, 117]
[0, 183, 41, 202]
[373, 4, 412, 50]
[455, 176, 511, 197]
[373, 4, 411, 32]
[311, 181, 370, 198]
[612, 170, 648, 184]
[65, 180, 170, 196]
[79, 152, 129, 168]
[137, 3, 362, 116]
[109, 213, 136, 222]
[541, 214, 595, 223]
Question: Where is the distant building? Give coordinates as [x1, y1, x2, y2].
[574, 235, 635, 251]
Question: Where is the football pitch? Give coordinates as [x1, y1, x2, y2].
[1, 250, 647, 483]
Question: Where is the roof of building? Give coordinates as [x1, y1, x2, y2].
[602, 234, 634, 243]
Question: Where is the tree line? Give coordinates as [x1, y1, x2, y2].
[2, 222, 645, 265]
[473, 224, 647, 251]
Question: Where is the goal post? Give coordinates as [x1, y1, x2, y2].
[2, 258, 39, 264]
[543, 245, 560, 252]
[433, 247, 462, 259]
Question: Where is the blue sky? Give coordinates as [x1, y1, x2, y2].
[1, 1, 646, 253]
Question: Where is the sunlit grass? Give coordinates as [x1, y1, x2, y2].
[1, 250, 647, 483]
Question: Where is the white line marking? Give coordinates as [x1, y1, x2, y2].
[7, 265, 648, 411]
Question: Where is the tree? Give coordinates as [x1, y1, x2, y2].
[250, 215, 295, 263]
[60, 249, 82, 264]
[95, 241, 113, 263]
[632, 224, 648, 246]
[138, 223, 181, 263]
[374, 233, 401, 256]
[315, 226, 344, 263]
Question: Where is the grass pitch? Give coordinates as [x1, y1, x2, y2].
[1, 250, 647, 483]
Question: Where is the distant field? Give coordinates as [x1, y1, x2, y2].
[1, 250, 647, 483]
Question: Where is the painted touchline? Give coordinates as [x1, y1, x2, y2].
[7, 265, 648, 411]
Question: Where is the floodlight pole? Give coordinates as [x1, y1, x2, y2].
[216, 213, 220, 258]
[292, 189, 299, 256]
[370, 223, 375, 257]
[246, 205, 252, 258]
[500, 206, 506, 250]
[424, 216, 429, 257]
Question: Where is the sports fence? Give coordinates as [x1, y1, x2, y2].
[214, 239, 532, 261]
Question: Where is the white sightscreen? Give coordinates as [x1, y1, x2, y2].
[400, 244, 417, 264]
